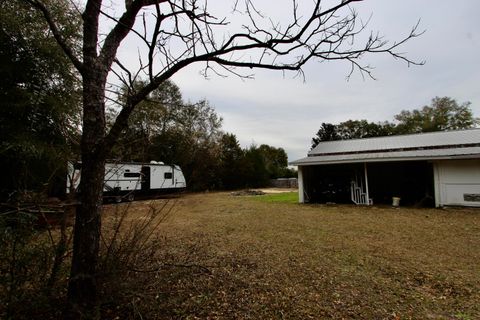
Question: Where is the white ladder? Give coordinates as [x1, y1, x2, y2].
[350, 169, 371, 205]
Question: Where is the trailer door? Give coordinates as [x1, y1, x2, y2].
[141, 166, 151, 191]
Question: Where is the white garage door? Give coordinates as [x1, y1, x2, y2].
[435, 160, 480, 207]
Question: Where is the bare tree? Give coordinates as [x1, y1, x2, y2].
[25, 0, 422, 318]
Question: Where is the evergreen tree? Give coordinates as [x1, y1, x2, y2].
[0, 1, 81, 199]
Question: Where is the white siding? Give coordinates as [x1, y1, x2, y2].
[104, 163, 142, 192]
[434, 160, 480, 207]
[173, 166, 187, 188]
[150, 165, 174, 189]
[298, 166, 304, 203]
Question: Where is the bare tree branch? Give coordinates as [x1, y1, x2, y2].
[24, 0, 84, 74]
[99, 0, 169, 74]
[100, 0, 423, 153]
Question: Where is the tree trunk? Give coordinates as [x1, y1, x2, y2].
[65, 69, 106, 319]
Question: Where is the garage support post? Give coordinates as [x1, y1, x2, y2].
[298, 166, 304, 203]
[364, 162, 371, 205]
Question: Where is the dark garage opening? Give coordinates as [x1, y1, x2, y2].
[302, 161, 434, 207]
[302, 163, 359, 204]
[368, 161, 434, 207]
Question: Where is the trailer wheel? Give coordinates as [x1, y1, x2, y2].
[126, 193, 135, 202]
[114, 196, 122, 203]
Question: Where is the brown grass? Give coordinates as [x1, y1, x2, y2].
[102, 192, 480, 320]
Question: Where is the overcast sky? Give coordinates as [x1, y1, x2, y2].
[111, 0, 480, 163]
[162, 0, 480, 162]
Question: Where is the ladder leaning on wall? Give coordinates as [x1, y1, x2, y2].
[350, 166, 372, 205]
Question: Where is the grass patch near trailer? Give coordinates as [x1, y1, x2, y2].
[254, 191, 298, 203]
[100, 192, 480, 319]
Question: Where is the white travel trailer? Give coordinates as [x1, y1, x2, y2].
[67, 161, 186, 202]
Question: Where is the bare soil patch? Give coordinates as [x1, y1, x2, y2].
[102, 192, 480, 319]
[256, 187, 298, 194]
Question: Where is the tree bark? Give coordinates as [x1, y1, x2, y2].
[65, 66, 106, 319]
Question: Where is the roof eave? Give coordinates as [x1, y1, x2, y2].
[290, 153, 480, 166]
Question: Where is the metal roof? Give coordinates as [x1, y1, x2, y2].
[291, 129, 480, 166]
[308, 128, 480, 156]
[291, 147, 480, 166]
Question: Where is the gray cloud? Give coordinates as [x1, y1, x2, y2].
[169, 0, 480, 162]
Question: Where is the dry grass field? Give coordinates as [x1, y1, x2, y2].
[102, 191, 480, 319]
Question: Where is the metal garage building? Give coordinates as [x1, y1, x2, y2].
[290, 129, 480, 207]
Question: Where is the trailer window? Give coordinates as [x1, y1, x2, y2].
[164, 172, 173, 179]
[124, 172, 141, 178]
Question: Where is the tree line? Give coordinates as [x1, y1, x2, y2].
[0, 1, 293, 200]
[311, 97, 478, 148]
[1, 70, 294, 199]
[0, 0, 81, 200]
[109, 80, 296, 191]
